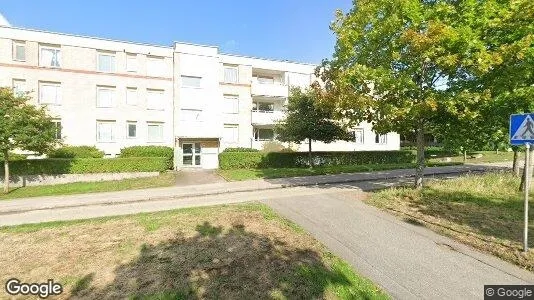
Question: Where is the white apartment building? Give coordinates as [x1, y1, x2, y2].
[0, 25, 400, 169]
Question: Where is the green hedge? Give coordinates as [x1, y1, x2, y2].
[223, 147, 260, 152]
[219, 151, 416, 170]
[48, 146, 105, 158]
[0, 157, 172, 176]
[0, 152, 27, 161]
[119, 146, 174, 158]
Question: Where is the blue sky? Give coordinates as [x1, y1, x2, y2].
[0, 1, 352, 64]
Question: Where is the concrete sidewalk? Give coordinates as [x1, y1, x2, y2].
[0, 164, 501, 215]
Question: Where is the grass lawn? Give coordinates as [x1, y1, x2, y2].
[0, 172, 177, 200]
[366, 172, 534, 271]
[427, 150, 521, 164]
[218, 162, 463, 181]
[0, 203, 388, 299]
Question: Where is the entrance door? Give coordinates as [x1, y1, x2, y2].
[182, 143, 201, 166]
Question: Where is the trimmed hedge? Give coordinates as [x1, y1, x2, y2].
[119, 146, 174, 158]
[48, 146, 105, 158]
[0, 152, 27, 161]
[219, 151, 416, 170]
[223, 147, 260, 153]
[0, 157, 172, 176]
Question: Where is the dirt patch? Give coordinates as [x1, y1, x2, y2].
[0, 203, 385, 299]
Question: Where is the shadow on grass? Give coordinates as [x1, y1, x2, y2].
[71, 222, 360, 299]
[408, 187, 530, 246]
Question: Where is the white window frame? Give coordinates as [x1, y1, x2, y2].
[96, 121, 116, 143]
[223, 124, 239, 143]
[254, 128, 275, 141]
[146, 89, 165, 111]
[126, 53, 138, 72]
[126, 121, 137, 139]
[223, 95, 239, 114]
[12, 40, 26, 62]
[12, 79, 26, 96]
[39, 45, 61, 68]
[147, 122, 164, 143]
[180, 109, 203, 122]
[96, 86, 116, 108]
[354, 128, 364, 145]
[224, 65, 239, 83]
[126, 87, 138, 105]
[38, 81, 61, 105]
[146, 56, 165, 77]
[181, 75, 202, 88]
[52, 119, 62, 140]
[375, 133, 387, 144]
[97, 52, 116, 73]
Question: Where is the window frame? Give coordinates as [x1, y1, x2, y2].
[97, 51, 116, 73]
[223, 65, 239, 83]
[12, 40, 26, 62]
[375, 133, 387, 144]
[126, 121, 137, 139]
[181, 75, 202, 88]
[223, 124, 239, 143]
[126, 53, 138, 73]
[253, 128, 275, 141]
[223, 95, 239, 114]
[180, 109, 203, 122]
[146, 56, 165, 77]
[52, 119, 62, 140]
[354, 128, 365, 145]
[96, 121, 116, 143]
[96, 86, 116, 108]
[39, 45, 62, 68]
[126, 87, 138, 105]
[12, 79, 26, 96]
[146, 89, 165, 111]
[38, 81, 61, 105]
[147, 122, 164, 143]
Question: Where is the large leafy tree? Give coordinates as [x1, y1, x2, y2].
[0, 87, 59, 192]
[318, 0, 505, 188]
[275, 87, 352, 167]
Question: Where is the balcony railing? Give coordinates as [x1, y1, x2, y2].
[251, 80, 288, 98]
[251, 110, 285, 125]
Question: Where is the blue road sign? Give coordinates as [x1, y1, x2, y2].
[510, 114, 534, 145]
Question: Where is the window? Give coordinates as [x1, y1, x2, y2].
[223, 95, 239, 114]
[354, 128, 364, 144]
[147, 56, 165, 77]
[127, 122, 137, 138]
[52, 120, 62, 140]
[39, 45, 61, 68]
[223, 124, 239, 143]
[126, 54, 137, 72]
[12, 41, 26, 61]
[180, 109, 203, 122]
[254, 128, 274, 141]
[224, 65, 239, 83]
[147, 122, 164, 142]
[96, 121, 116, 142]
[126, 87, 137, 105]
[97, 52, 116, 72]
[96, 86, 115, 108]
[181, 75, 201, 88]
[256, 76, 274, 84]
[39, 82, 61, 105]
[375, 133, 387, 144]
[253, 102, 274, 112]
[12, 79, 26, 96]
[147, 89, 164, 110]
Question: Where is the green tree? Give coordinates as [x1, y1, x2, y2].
[275, 88, 352, 168]
[317, 0, 501, 188]
[0, 87, 59, 192]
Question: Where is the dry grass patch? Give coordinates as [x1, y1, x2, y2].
[0, 203, 387, 299]
[367, 172, 534, 270]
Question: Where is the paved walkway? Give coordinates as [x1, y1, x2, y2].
[174, 169, 226, 186]
[265, 192, 534, 300]
[0, 164, 499, 216]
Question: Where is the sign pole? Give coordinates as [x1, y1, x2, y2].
[525, 143, 531, 253]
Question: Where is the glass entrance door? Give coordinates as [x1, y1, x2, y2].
[182, 143, 201, 166]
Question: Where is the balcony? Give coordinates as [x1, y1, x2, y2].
[251, 110, 285, 125]
[251, 80, 288, 98]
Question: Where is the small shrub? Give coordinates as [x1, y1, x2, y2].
[48, 146, 104, 159]
[223, 147, 260, 153]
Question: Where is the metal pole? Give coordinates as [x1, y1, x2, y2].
[524, 143, 531, 252]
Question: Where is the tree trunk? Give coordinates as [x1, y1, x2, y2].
[415, 125, 425, 189]
[513, 147, 520, 177]
[520, 147, 534, 191]
[308, 138, 313, 169]
[3, 150, 9, 194]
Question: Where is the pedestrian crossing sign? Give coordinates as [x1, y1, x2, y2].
[510, 114, 534, 145]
